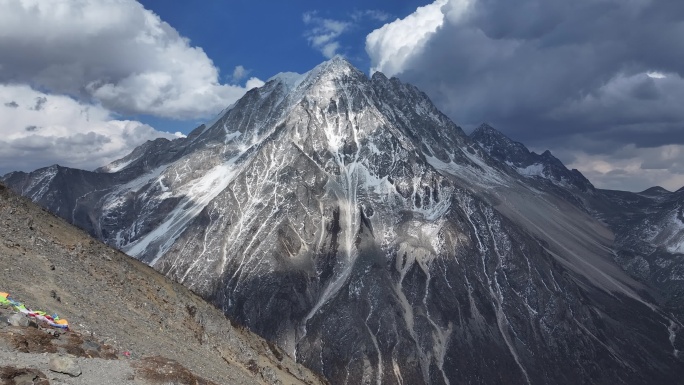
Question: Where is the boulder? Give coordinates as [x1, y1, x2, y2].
[49, 354, 82, 377]
[8, 313, 29, 327]
[12, 372, 40, 385]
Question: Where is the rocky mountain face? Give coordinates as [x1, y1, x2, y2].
[3, 57, 684, 384]
[591, 187, 684, 319]
[470, 123, 595, 208]
[471, 127, 684, 321]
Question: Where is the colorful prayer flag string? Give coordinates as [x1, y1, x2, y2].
[0, 291, 69, 329]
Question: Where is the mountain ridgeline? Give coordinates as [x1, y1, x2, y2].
[3, 58, 684, 384]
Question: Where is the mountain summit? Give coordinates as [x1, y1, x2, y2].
[470, 123, 594, 193]
[4, 58, 684, 384]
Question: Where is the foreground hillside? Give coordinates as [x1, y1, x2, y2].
[0, 183, 324, 385]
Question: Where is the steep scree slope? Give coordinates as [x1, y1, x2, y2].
[0, 183, 324, 385]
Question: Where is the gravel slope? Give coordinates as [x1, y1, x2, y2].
[0, 183, 325, 385]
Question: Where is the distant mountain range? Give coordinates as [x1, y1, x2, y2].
[4, 57, 683, 384]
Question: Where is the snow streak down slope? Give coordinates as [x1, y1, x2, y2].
[4, 57, 684, 384]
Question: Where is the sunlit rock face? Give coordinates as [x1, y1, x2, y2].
[4, 57, 684, 384]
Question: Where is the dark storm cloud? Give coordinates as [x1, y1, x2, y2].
[409, 0, 682, 139]
[4, 101, 18, 108]
[367, 0, 684, 190]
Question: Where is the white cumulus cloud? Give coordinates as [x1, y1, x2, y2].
[0, 0, 262, 120]
[0, 84, 182, 174]
[303, 12, 352, 59]
[303, 9, 396, 59]
[366, 0, 451, 76]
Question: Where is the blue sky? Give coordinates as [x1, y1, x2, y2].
[1, 0, 683, 191]
[138, 0, 428, 77]
[134, 0, 430, 133]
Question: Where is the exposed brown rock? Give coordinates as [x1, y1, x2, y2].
[133, 356, 218, 385]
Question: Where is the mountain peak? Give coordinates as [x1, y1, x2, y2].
[472, 122, 499, 135]
[265, 57, 367, 101]
[540, 149, 554, 159]
[640, 186, 672, 195]
[470, 123, 517, 147]
[312, 56, 362, 75]
[470, 124, 594, 191]
[320, 55, 355, 69]
[306, 56, 366, 83]
[268, 57, 360, 86]
[470, 123, 530, 161]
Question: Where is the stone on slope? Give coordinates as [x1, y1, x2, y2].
[8, 313, 30, 328]
[48, 354, 82, 377]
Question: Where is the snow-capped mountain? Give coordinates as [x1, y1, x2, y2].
[3, 57, 683, 384]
